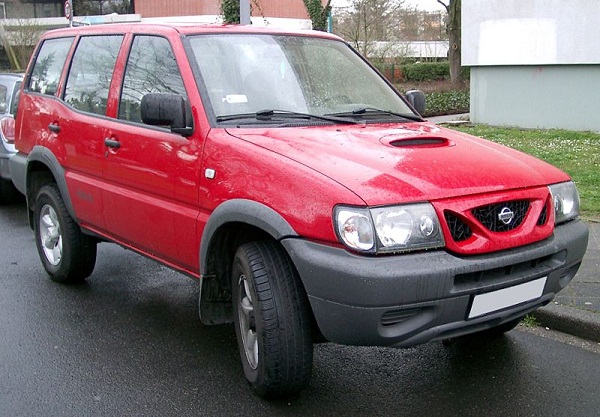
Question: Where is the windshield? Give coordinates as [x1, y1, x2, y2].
[9, 81, 22, 116]
[187, 34, 416, 122]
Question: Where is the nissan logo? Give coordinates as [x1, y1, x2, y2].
[498, 207, 514, 225]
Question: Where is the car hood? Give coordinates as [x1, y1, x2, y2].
[225, 122, 569, 206]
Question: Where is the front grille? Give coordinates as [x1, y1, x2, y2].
[471, 200, 529, 232]
[444, 212, 473, 242]
[454, 253, 560, 289]
[537, 204, 548, 226]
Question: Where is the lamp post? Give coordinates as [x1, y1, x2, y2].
[240, 0, 250, 24]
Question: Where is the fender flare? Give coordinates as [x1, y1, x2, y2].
[26, 146, 78, 222]
[199, 199, 298, 275]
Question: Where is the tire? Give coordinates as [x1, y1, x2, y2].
[232, 241, 313, 397]
[33, 184, 97, 283]
[0, 178, 17, 205]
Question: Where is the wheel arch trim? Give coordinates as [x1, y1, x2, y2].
[199, 199, 298, 276]
[26, 146, 77, 222]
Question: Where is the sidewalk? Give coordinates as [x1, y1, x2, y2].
[536, 221, 600, 342]
[428, 113, 600, 343]
[427, 113, 470, 124]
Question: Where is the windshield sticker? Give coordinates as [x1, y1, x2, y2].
[222, 94, 248, 104]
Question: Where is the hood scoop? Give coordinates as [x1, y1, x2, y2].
[380, 134, 453, 148]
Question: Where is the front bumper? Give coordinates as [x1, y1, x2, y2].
[282, 219, 588, 347]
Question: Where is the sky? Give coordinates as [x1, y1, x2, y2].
[331, 0, 446, 12]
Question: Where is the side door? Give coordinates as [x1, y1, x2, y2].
[18, 37, 74, 159]
[19, 36, 105, 230]
[102, 34, 202, 273]
[59, 34, 124, 231]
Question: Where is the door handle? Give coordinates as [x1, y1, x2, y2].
[48, 123, 60, 133]
[104, 138, 121, 149]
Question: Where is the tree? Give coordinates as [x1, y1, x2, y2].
[437, 0, 462, 87]
[334, 0, 405, 59]
[0, 3, 46, 71]
[221, 0, 265, 24]
[221, 0, 240, 23]
[303, 0, 332, 31]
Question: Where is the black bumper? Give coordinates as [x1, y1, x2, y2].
[282, 220, 589, 347]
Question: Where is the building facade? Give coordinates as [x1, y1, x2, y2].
[463, 0, 600, 132]
[1, 0, 63, 19]
[136, 0, 314, 20]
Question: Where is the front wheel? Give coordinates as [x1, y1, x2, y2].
[33, 184, 97, 284]
[232, 241, 313, 397]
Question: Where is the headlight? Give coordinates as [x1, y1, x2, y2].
[335, 208, 375, 251]
[334, 203, 444, 254]
[549, 181, 580, 224]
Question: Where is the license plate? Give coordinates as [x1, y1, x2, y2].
[468, 277, 547, 319]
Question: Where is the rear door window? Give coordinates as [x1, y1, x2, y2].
[64, 35, 124, 115]
[28, 37, 74, 96]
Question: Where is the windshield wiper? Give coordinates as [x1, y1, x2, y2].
[216, 109, 359, 125]
[327, 107, 423, 122]
[216, 113, 261, 123]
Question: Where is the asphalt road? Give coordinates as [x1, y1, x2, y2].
[2, 198, 599, 417]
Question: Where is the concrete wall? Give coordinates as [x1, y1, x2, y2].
[470, 65, 600, 131]
[463, 0, 600, 66]
[463, 0, 600, 131]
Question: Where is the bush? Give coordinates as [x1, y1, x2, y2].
[422, 90, 469, 117]
[375, 62, 471, 84]
[402, 62, 450, 82]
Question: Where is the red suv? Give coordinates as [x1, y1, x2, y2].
[11, 23, 588, 397]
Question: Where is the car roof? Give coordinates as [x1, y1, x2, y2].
[40, 21, 343, 41]
[0, 73, 24, 80]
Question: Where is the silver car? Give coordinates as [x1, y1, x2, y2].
[0, 73, 22, 203]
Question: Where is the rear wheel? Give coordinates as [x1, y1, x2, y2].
[33, 184, 97, 283]
[0, 178, 17, 204]
[232, 241, 313, 397]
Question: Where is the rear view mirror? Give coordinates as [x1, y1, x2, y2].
[405, 90, 426, 116]
[141, 93, 193, 136]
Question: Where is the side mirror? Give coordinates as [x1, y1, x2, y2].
[141, 93, 193, 136]
[405, 90, 426, 116]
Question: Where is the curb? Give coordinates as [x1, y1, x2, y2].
[535, 303, 600, 343]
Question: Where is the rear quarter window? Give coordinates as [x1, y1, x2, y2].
[28, 37, 74, 96]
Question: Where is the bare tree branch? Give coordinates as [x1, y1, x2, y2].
[436, 0, 449, 12]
